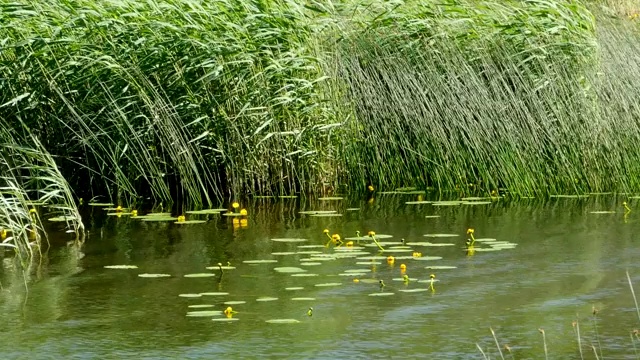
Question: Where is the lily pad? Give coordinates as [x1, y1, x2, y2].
[424, 233, 459, 238]
[211, 318, 239, 322]
[424, 215, 441, 218]
[297, 245, 326, 249]
[188, 304, 215, 308]
[184, 273, 216, 278]
[265, 319, 301, 324]
[88, 203, 114, 207]
[291, 273, 319, 277]
[339, 272, 366, 277]
[243, 259, 278, 264]
[356, 256, 388, 261]
[106, 212, 135, 216]
[200, 292, 229, 296]
[299, 262, 322, 266]
[392, 277, 418, 282]
[185, 209, 227, 214]
[399, 288, 430, 293]
[314, 282, 342, 287]
[460, 197, 491, 201]
[222, 212, 244, 217]
[356, 261, 381, 265]
[344, 269, 371, 273]
[462, 201, 493, 205]
[473, 248, 502, 252]
[405, 201, 432, 205]
[474, 238, 498, 243]
[223, 301, 246, 305]
[431, 201, 463, 206]
[146, 212, 173, 217]
[286, 287, 305, 291]
[318, 197, 344, 201]
[291, 297, 316, 301]
[589, 211, 616, 214]
[186, 310, 223, 317]
[256, 297, 279, 302]
[205, 266, 236, 270]
[271, 238, 308, 243]
[346, 208, 361, 211]
[412, 256, 444, 261]
[138, 273, 171, 278]
[376, 248, 413, 253]
[275, 267, 307, 273]
[425, 266, 457, 270]
[272, 252, 297, 256]
[179, 293, 202, 298]
[309, 213, 343, 217]
[368, 292, 395, 296]
[104, 265, 138, 269]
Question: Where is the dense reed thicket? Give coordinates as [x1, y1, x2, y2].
[1, 0, 640, 257]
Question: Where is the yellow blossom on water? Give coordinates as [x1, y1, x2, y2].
[232, 202, 240, 209]
[240, 209, 248, 216]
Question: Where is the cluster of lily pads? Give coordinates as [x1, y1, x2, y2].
[101, 193, 519, 324]
[79, 202, 251, 225]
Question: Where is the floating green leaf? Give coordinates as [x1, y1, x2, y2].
[186, 310, 223, 317]
[200, 292, 229, 296]
[88, 203, 114, 207]
[223, 301, 246, 305]
[275, 267, 307, 273]
[256, 297, 279, 302]
[104, 265, 138, 269]
[184, 273, 216, 278]
[138, 273, 171, 278]
[243, 259, 278, 264]
[271, 238, 308, 243]
[179, 294, 202, 298]
[265, 319, 301, 324]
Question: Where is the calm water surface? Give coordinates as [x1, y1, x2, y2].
[1, 194, 639, 359]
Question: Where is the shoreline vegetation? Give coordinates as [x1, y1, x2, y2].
[0, 0, 639, 252]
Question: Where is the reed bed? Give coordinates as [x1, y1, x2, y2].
[325, 0, 640, 195]
[0, 0, 639, 261]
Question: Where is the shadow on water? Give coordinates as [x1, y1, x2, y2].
[1, 193, 639, 358]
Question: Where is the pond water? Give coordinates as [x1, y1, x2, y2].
[1, 193, 639, 359]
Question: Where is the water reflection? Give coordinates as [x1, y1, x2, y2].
[0, 194, 639, 358]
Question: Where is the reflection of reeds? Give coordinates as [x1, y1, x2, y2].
[628, 271, 640, 322]
[574, 319, 585, 360]
[490, 327, 505, 360]
[592, 307, 603, 359]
